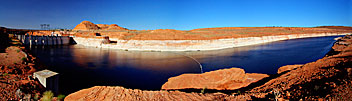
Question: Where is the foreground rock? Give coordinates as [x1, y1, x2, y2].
[277, 65, 302, 74]
[162, 68, 268, 90]
[64, 86, 250, 101]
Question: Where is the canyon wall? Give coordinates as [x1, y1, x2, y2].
[72, 37, 108, 47]
[74, 33, 350, 51]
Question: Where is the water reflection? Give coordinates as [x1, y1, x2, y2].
[70, 46, 200, 72]
[30, 45, 201, 94]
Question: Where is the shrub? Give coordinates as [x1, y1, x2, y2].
[34, 93, 39, 100]
[201, 87, 207, 94]
[42, 91, 54, 101]
[21, 57, 26, 61]
[57, 94, 66, 101]
[2, 73, 9, 77]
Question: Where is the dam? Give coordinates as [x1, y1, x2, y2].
[16, 34, 70, 45]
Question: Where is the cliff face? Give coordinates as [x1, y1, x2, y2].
[75, 33, 349, 51]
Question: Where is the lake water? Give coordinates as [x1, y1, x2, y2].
[29, 36, 341, 95]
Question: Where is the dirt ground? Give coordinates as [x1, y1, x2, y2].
[0, 29, 45, 100]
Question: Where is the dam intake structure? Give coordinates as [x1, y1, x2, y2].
[16, 34, 70, 46]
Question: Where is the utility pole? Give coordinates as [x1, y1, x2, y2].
[40, 24, 50, 30]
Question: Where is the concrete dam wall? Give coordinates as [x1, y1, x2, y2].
[17, 35, 70, 46]
[74, 33, 350, 51]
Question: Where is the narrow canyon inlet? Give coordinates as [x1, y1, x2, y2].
[28, 36, 341, 95]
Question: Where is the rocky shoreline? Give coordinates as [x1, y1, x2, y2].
[0, 29, 45, 100]
[65, 35, 352, 100]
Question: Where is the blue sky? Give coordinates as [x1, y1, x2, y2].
[0, 0, 351, 30]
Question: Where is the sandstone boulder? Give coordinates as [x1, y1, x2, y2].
[161, 68, 268, 90]
[73, 21, 99, 31]
[277, 65, 302, 74]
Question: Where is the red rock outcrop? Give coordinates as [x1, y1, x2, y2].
[277, 65, 302, 74]
[96, 24, 109, 29]
[64, 86, 250, 101]
[107, 24, 128, 30]
[73, 21, 128, 31]
[162, 68, 268, 90]
[73, 21, 99, 31]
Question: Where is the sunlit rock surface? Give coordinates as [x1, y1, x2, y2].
[277, 65, 302, 74]
[161, 68, 268, 90]
[73, 21, 99, 31]
[64, 86, 249, 101]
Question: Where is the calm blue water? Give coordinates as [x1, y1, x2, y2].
[29, 36, 341, 94]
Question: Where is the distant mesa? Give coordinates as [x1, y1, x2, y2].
[73, 21, 128, 31]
